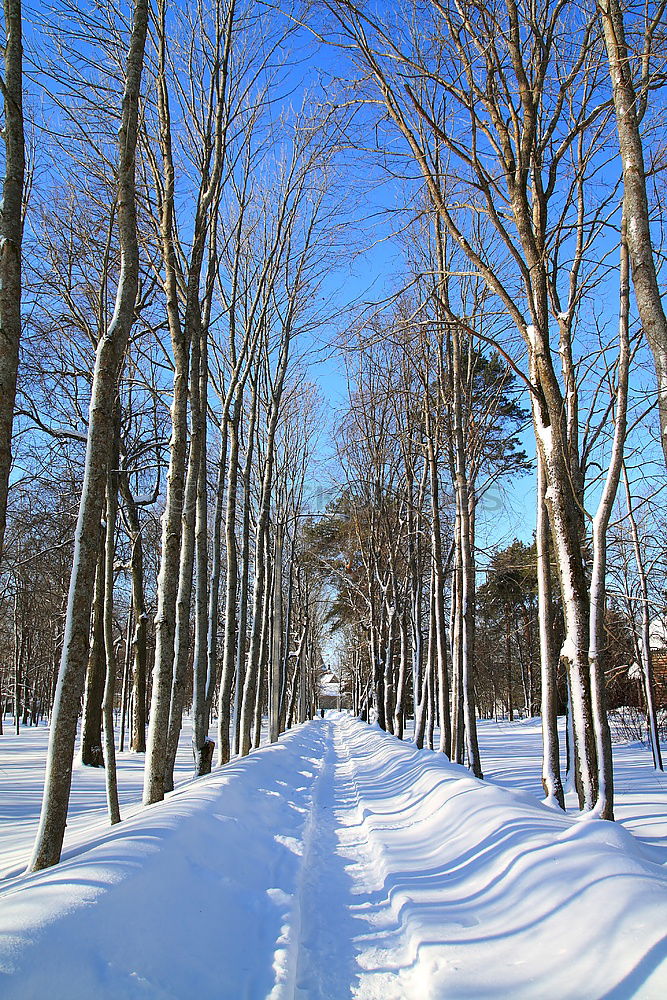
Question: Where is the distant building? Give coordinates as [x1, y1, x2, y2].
[628, 618, 667, 708]
[318, 670, 351, 710]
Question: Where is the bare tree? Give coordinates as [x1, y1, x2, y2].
[143, 0, 237, 802]
[29, 0, 148, 872]
[324, 0, 624, 813]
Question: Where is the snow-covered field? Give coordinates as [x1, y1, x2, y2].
[478, 715, 667, 862]
[1, 714, 667, 998]
[0, 714, 227, 881]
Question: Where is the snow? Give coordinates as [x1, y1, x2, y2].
[2, 714, 667, 998]
[476, 715, 667, 860]
[560, 635, 577, 664]
[0, 714, 249, 881]
[647, 617, 667, 650]
[537, 422, 554, 456]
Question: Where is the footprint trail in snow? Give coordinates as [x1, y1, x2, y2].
[2, 714, 667, 999]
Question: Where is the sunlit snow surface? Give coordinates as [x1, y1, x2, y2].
[1, 714, 666, 998]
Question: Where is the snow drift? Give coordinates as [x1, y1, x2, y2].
[1, 715, 666, 998]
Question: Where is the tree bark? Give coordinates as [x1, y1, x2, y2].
[163, 335, 201, 792]
[536, 447, 564, 807]
[0, 0, 24, 564]
[102, 423, 121, 825]
[269, 520, 284, 743]
[231, 382, 258, 755]
[80, 542, 106, 768]
[118, 473, 147, 752]
[217, 401, 242, 763]
[192, 323, 210, 775]
[587, 212, 631, 820]
[143, 0, 193, 804]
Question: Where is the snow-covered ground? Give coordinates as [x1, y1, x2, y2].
[1, 713, 667, 998]
[0, 714, 228, 881]
[479, 715, 667, 862]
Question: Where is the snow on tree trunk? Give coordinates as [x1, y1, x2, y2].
[535, 447, 564, 808]
[535, 405, 597, 811]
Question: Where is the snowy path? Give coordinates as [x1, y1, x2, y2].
[2, 715, 667, 998]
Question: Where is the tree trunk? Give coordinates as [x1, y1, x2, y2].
[536, 449, 564, 807]
[427, 430, 451, 756]
[383, 609, 396, 736]
[269, 521, 284, 743]
[143, 0, 192, 806]
[239, 353, 288, 755]
[206, 413, 229, 748]
[253, 559, 271, 749]
[118, 605, 133, 753]
[163, 338, 201, 792]
[192, 324, 210, 775]
[217, 403, 241, 763]
[0, 0, 24, 564]
[588, 213, 631, 820]
[102, 428, 121, 825]
[240, 505, 268, 757]
[415, 565, 435, 750]
[29, 0, 148, 872]
[118, 474, 147, 753]
[231, 378, 258, 756]
[532, 334, 597, 810]
[598, 0, 667, 467]
[80, 543, 106, 768]
[393, 611, 409, 739]
[505, 612, 514, 722]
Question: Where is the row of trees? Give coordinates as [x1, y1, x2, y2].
[1, 0, 666, 874]
[1, 0, 339, 870]
[310, 0, 667, 820]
